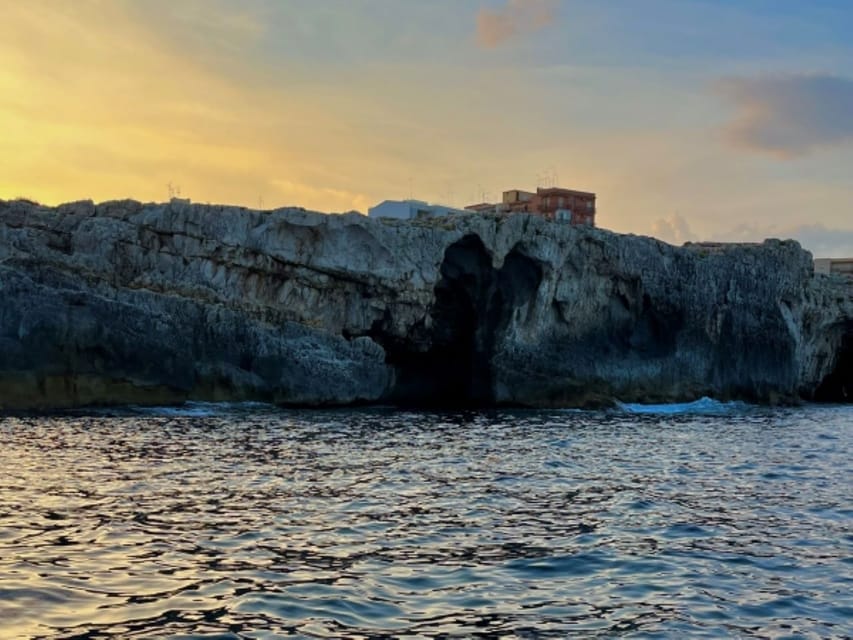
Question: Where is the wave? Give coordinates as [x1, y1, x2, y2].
[126, 401, 277, 417]
[616, 396, 751, 415]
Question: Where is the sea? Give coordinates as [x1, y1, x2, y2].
[0, 401, 850, 639]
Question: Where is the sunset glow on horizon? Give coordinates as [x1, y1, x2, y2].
[2, 0, 853, 255]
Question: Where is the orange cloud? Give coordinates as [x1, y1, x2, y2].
[476, 0, 556, 48]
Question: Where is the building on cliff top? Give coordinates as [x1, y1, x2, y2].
[814, 257, 853, 279]
[368, 199, 469, 220]
[683, 241, 762, 253]
[464, 186, 596, 226]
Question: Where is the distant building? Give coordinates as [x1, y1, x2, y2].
[367, 199, 469, 220]
[465, 186, 596, 226]
[463, 202, 497, 213]
[683, 241, 761, 254]
[814, 257, 853, 279]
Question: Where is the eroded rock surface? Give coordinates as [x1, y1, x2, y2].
[1, 198, 850, 410]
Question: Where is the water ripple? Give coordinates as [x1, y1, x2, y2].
[0, 405, 851, 638]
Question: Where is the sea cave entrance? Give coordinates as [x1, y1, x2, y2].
[814, 321, 853, 403]
[378, 235, 542, 408]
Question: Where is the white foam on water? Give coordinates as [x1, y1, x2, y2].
[128, 401, 276, 417]
[617, 396, 750, 415]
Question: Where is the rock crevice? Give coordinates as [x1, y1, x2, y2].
[373, 235, 544, 407]
[814, 321, 853, 402]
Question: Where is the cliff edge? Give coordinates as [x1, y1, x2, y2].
[1, 198, 851, 410]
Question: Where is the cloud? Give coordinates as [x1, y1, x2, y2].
[717, 74, 853, 157]
[651, 214, 697, 245]
[476, 0, 556, 48]
[718, 222, 853, 259]
[0, 2, 394, 212]
[649, 214, 853, 258]
[270, 179, 371, 214]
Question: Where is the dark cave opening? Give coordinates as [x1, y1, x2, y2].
[377, 235, 542, 408]
[814, 323, 853, 403]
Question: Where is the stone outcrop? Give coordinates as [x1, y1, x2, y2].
[0, 197, 850, 410]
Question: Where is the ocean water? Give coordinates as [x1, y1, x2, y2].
[0, 403, 851, 639]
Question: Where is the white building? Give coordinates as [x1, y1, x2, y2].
[814, 257, 853, 278]
[368, 199, 469, 220]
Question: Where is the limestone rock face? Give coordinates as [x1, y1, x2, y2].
[0, 198, 850, 410]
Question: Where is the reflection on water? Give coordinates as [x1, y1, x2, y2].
[0, 405, 851, 638]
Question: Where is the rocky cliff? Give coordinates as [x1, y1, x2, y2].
[1, 198, 851, 410]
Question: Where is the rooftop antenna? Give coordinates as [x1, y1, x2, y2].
[537, 167, 558, 188]
[478, 183, 489, 203]
[442, 181, 454, 206]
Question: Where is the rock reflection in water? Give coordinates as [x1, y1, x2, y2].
[0, 405, 850, 638]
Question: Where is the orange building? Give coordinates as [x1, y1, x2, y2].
[465, 186, 596, 226]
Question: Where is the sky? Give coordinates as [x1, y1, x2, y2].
[1, 0, 852, 256]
